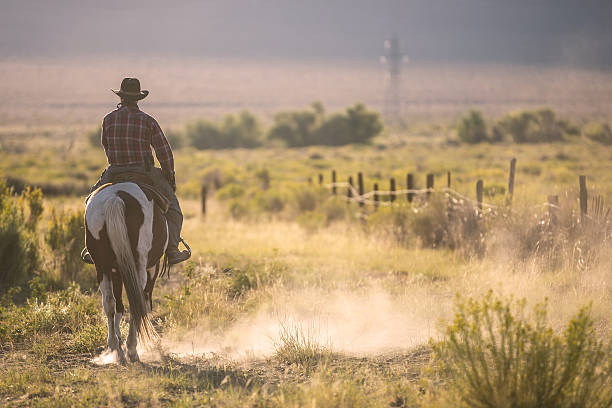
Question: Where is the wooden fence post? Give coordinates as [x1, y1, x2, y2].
[373, 183, 379, 210]
[548, 195, 559, 226]
[476, 180, 483, 212]
[318, 173, 323, 185]
[507, 158, 516, 205]
[358, 172, 364, 207]
[446, 171, 453, 222]
[406, 173, 414, 202]
[579, 175, 587, 223]
[201, 185, 207, 216]
[426, 174, 434, 199]
[332, 170, 337, 195]
[390, 178, 396, 204]
[348, 176, 353, 203]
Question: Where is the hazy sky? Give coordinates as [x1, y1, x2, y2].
[2, 0, 611, 67]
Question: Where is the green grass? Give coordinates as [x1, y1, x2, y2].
[1, 129, 611, 406]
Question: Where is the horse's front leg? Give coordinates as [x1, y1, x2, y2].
[100, 272, 126, 364]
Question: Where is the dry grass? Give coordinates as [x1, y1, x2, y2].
[1, 57, 611, 404]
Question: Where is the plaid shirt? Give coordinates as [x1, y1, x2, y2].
[101, 105, 174, 172]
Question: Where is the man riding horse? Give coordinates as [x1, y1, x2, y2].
[82, 78, 190, 265]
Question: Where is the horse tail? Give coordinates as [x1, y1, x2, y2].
[104, 194, 155, 343]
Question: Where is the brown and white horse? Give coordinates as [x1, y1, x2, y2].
[85, 182, 168, 363]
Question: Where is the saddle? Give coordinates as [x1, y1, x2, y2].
[91, 172, 169, 213]
[110, 172, 170, 213]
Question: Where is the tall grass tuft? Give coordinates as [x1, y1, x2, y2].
[430, 291, 612, 408]
[274, 321, 331, 368]
[45, 208, 90, 286]
[0, 181, 41, 291]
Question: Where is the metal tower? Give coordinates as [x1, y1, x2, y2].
[382, 35, 403, 125]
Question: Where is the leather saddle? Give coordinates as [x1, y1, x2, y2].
[93, 172, 169, 214]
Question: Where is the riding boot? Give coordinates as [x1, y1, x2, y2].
[165, 208, 190, 265]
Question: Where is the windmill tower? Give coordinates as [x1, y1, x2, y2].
[381, 35, 404, 125]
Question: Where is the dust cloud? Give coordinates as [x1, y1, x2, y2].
[148, 258, 610, 362]
[152, 285, 442, 361]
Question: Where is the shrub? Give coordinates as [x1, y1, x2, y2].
[86, 126, 102, 148]
[293, 187, 319, 213]
[165, 129, 185, 149]
[0, 181, 40, 291]
[269, 103, 383, 147]
[583, 122, 612, 145]
[268, 103, 323, 147]
[186, 111, 262, 149]
[495, 108, 564, 143]
[254, 190, 285, 213]
[255, 168, 270, 190]
[186, 120, 221, 149]
[221, 111, 262, 148]
[216, 183, 245, 201]
[320, 197, 347, 224]
[228, 199, 249, 220]
[430, 292, 612, 408]
[45, 208, 90, 286]
[457, 110, 489, 144]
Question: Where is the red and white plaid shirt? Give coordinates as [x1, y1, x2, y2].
[101, 105, 174, 172]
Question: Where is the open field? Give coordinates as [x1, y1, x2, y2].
[1, 58, 611, 407]
[1, 57, 612, 128]
[2, 132, 612, 406]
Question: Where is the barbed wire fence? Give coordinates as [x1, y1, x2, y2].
[307, 158, 607, 228]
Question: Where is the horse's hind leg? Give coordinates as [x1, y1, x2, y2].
[100, 272, 126, 364]
[126, 265, 154, 363]
[112, 271, 125, 347]
[127, 317, 139, 362]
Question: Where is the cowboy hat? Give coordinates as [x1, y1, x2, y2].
[112, 77, 149, 100]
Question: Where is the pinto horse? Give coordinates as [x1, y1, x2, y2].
[85, 182, 168, 363]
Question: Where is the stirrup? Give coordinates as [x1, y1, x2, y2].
[81, 248, 94, 264]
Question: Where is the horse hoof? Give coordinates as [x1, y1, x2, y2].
[128, 353, 140, 363]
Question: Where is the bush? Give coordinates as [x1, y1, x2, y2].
[216, 183, 245, 200]
[186, 111, 262, 149]
[0, 182, 41, 291]
[458, 110, 489, 144]
[269, 103, 383, 147]
[45, 208, 89, 286]
[254, 190, 285, 213]
[495, 108, 564, 143]
[293, 187, 319, 213]
[186, 120, 220, 149]
[268, 103, 322, 147]
[430, 292, 612, 408]
[86, 126, 102, 148]
[583, 122, 612, 145]
[165, 129, 185, 149]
